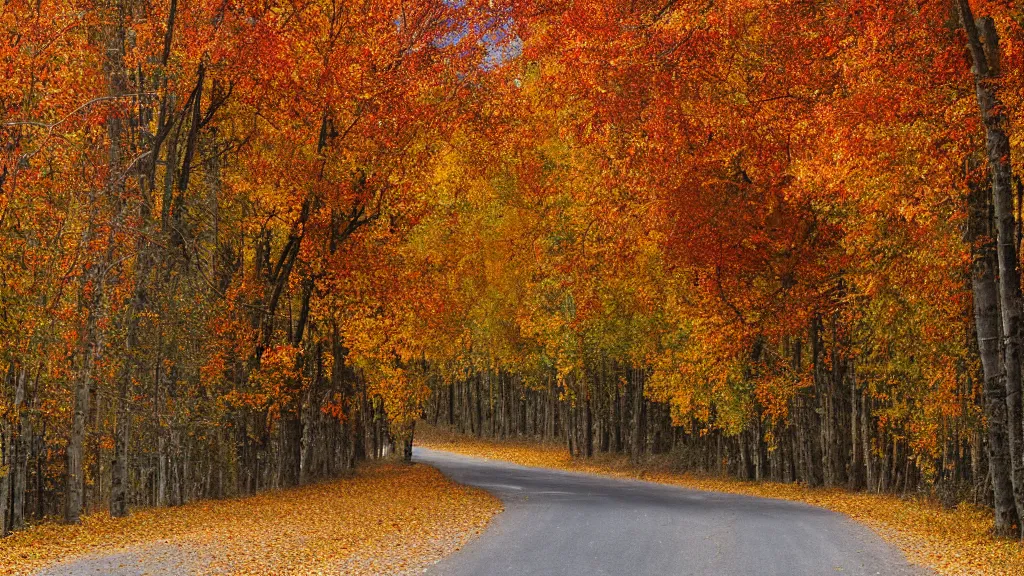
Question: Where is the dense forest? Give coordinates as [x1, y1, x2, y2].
[5, 0, 1024, 542]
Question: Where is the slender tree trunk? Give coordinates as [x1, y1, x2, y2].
[11, 365, 30, 530]
[299, 348, 319, 485]
[403, 420, 415, 463]
[110, 363, 131, 517]
[66, 347, 93, 524]
[584, 388, 593, 458]
[111, 244, 146, 517]
[157, 432, 168, 506]
[613, 378, 622, 452]
[546, 376, 555, 440]
[474, 372, 483, 438]
[968, 153, 1020, 534]
[849, 362, 863, 491]
[447, 382, 455, 427]
[1, 412, 10, 536]
[862, 389, 875, 492]
[100, 0, 133, 520]
[67, 241, 105, 523]
[631, 368, 645, 463]
[959, 1, 1024, 531]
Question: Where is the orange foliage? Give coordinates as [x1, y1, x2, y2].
[0, 463, 499, 576]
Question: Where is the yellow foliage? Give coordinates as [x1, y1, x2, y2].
[0, 463, 500, 576]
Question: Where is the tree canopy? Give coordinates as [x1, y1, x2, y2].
[3, 0, 1024, 540]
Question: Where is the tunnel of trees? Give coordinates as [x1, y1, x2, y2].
[6, 0, 1024, 541]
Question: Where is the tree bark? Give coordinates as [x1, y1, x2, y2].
[11, 365, 29, 530]
[967, 153, 1020, 535]
[447, 382, 455, 427]
[66, 343, 93, 524]
[474, 372, 483, 438]
[958, 1, 1024, 532]
[1, 414, 10, 536]
[630, 368, 645, 463]
[862, 389, 875, 492]
[403, 420, 415, 463]
[849, 361, 863, 490]
[584, 388, 593, 458]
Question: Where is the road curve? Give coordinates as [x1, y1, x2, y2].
[415, 447, 933, 576]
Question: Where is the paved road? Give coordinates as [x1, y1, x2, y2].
[415, 447, 933, 576]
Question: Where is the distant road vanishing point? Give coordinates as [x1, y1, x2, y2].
[415, 447, 933, 576]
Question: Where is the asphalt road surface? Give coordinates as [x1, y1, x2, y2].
[415, 447, 933, 576]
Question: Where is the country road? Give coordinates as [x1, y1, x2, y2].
[415, 447, 933, 576]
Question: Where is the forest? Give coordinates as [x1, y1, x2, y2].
[5, 0, 1024, 551]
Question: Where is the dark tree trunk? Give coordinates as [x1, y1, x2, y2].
[630, 368, 645, 463]
[403, 421, 415, 463]
[959, 1, 1024, 531]
[967, 152, 1020, 535]
[11, 365, 30, 530]
[1, 412, 10, 536]
[849, 362, 864, 491]
[66, 353, 92, 524]
[613, 378, 622, 452]
[448, 382, 455, 427]
[584, 390, 594, 458]
[862, 389, 875, 492]
[474, 372, 483, 438]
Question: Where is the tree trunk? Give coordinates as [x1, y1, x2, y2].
[584, 389, 593, 458]
[613, 378, 622, 452]
[849, 361, 863, 491]
[1, 416, 10, 536]
[474, 372, 483, 438]
[959, 1, 1024, 532]
[968, 152, 1020, 535]
[403, 421, 415, 463]
[862, 389, 875, 492]
[101, 0, 132, 521]
[111, 250, 145, 517]
[299, 383, 317, 485]
[11, 365, 30, 530]
[66, 355, 92, 524]
[631, 368, 645, 463]
[447, 382, 455, 427]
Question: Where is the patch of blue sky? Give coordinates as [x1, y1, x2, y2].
[427, 2, 522, 69]
[480, 16, 523, 69]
